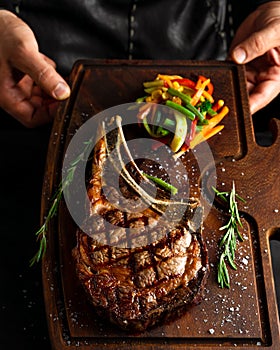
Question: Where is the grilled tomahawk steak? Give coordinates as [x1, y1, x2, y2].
[73, 117, 209, 332]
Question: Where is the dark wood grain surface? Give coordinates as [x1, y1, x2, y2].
[41, 60, 280, 349]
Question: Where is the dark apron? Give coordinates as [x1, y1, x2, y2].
[15, 0, 230, 75]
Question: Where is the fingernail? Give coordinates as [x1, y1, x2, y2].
[233, 48, 247, 64]
[53, 82, 70, 100]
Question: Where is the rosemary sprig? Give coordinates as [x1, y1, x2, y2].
[30, 138, 93, 266]
[212, 182, 246, 288]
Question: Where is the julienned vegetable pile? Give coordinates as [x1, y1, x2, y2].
[136, 74, 229, 158]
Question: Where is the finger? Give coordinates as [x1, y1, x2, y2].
[19, 54, 70, 100]
[249, 81, 280, 114]
[17, 74, 35, 98]
[10, 44, 70, 100]
[231, 25, 280, 64]
[4, 97, 53, 128]
[0, 72, 51, 127]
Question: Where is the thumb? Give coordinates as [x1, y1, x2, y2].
[231, 26, 278, 64]
[13, 50, 70, 100]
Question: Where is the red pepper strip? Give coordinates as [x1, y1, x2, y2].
[183, 119, 197, 150]
[172, 78, 196, 89]
[137, 103, 153, 127]
[197, 75, 214, 95]
[137, 103, 152, 119]
[151, 136, 170, 150]
[189, 119, 198, 142]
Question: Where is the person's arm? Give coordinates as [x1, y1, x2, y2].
[0, 9, 70, 127]
[230, 1, 280, 114]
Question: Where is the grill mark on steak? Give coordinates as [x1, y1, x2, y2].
[73, 122, 209, 332]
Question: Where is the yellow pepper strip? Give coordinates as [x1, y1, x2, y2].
[157, 74, 183, 88]
[190, 78, 211, 106]
[157, 74, 183, 80]
[212, 99, 225, 112]
[202, 90, 214, 103]
[189, 132, 205, 149]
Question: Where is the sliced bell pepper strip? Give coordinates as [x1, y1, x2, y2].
[190, 124, 225, 149]
[203, 125, 224, 140]
[151, 135, 171, 150]
[157, 74, 183, 88]
[172, 78, 196, 89]
[186, 119, 197, 146]
[178, 119, 197, 155]
[203, 106, 229, 133]
[137, 104, 153, 129]
[157, 74, 183, 80]
[202, 90, 214, 103]
[189, 132, 205, 149]
[197, 75, 214, 95]
[190, 78, 211, 106]
[212, 99, 225, 112]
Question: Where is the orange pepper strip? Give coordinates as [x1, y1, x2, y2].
[198, 75, 214, 95]
[189, 125, 225, 149]
[188, 106, 229, 149]
[212, 99, 225, 112]
[190, 78, 211, 106]
[203, 125, 225, 141]
[203, 106, 229, 132]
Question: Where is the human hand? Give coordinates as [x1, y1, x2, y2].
[230, 2, 280, 115]
[0, 10, 70, 127]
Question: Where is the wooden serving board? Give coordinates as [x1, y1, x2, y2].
[41, 60, 280, 349]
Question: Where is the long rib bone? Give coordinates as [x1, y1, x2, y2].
[102, 115, 198, 217]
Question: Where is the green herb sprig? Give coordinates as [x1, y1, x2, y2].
[212, 182, 246, 288]
[30, 138, 93, 266]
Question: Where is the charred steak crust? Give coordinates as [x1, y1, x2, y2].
[72, 130, 209, 332]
